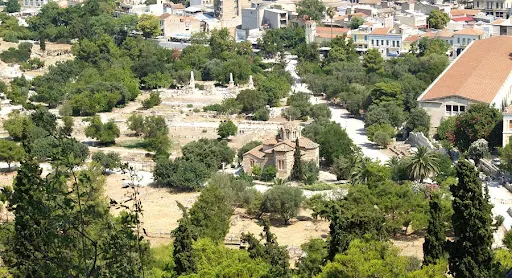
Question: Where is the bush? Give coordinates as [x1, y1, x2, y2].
[142, 92, 161, 109]
[217, 120, 238, 139]
[253, 107, 270, 121]
[373, 130, 391, 148]
[91, 151, 121, 172]
[367, 123, 395, 142]
[20, 58, 44, 71]
[0, 45, 31, 63]
[302, 161, 319, 185]
[301, 183, 337, 191]
[204, 104, 221, 112]
[261, 165, 277, 181]
[262, 185, 304, 224]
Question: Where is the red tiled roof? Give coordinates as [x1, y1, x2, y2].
[454, 28, 484, 36]
[404, 34, 420, 42]
[369, 27, 390, 35]
[245, 145, 265, 159]
[437, 29, 454, 38]
[316, 27, 350, 38]
[160, 13, 171, 19]
[418, 36, 512, 103]
[452, 16, 474, 22]
[450, 9, 481, 17]
[491, 18, 506, 25]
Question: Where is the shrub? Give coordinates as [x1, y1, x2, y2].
[302, 161, 319, 185]
[367, 123, 395, 142]
[142, 92, 161, 109]
[253, 107, 270, 121]
[373, 130, 391, 148]
[261, 165, 277, 181]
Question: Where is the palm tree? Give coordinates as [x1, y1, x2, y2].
[326, 7, 336, 40]
[407, 146, 439, 183]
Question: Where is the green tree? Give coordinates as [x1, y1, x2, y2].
[290, 138, 303, 181]
[242, 220, 290, 277]
[365, 102, 406, 128]
[84, 116, 120, 145]
[137, 14, 160, 39]
[141, 92, 161, 109]
[319, 237, 410, 277]
[59, 116, 74, 136]
[236, 89, 266, 113]
[91, 151, 121, 173]
[467, 139, 489, 164]
[261, 165, 277, 181]
[326, 7, 336, 39]
[454, 103, 503, 151]
[296, 238, 327, 277]
[310, 103, 331, 120]
[189, 181, 233, 242]
[407, 146, 439, 183]
[5, 0, 21, 13]
[367, 123, 395, 142]
[296, 0, 326, 21]
[449, 160, 498, 277]
[0, 139, 25, 170]
[363, 48, 384, 74]
[373, 130, 391, 148]
[303, 160, 319, 184]
[153, 157, 210, 190]
[263, 185, 304, 225]
[127, 113, 145, 136]
[436, 116, 456, 141]
[370, 82, 404, 106]
[349, 16, 365, 29]
[3, 111, 34, 141]
[423, 193, 446, 265]
[428, 10, 450, 29]
[217, 120, 238, 139]
[172, 202, 197, 276]
[406, 108, 430, 135]
[30, 107, 57, 135]
[303, 120, 355, 166]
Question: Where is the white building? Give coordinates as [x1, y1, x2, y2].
[418, 36, 512, 134]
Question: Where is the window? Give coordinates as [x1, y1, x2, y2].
[376, 40, 379, 46]
[509, 120, 512, 130]
[381, 39, 384, 45]
[364, 35, 368, 40]
[392, 41, 395, 47]
[372, 39, 375, 45]
[450, 40, 453, 45]
[453, 106, 459, 113]
[476, 1, 479, 7]
[386, 40, 389, 46]
[457, 37, 460, 44]
[353, 35, 357, 41]
[460, 106, 466, 112]
[463, 38, 466, 44]
[397, 41, 400, 47]
[445, 105, 452, 115]
[250, 160, 255, 167]
[278, 160, 285, 170]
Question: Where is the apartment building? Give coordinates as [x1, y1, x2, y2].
[160, 14, 201, 40]
[241, 4, 288, 30]
[214, 0, 250, 19]
[473, 0, 511, 17]
[368, 27, 405, 56]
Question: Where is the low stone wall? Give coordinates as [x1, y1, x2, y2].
[479, 159, 500, 178]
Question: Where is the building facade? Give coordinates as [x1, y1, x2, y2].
[160, 14, 201, 40]
[418, 36, 512, 135]
[242, 122, 319, 179]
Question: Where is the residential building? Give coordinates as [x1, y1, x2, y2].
[453, 28, 486, 49]
[214, 0, 250, 19]
[473, 0, 511, 17]
[492, 17, 512, 35]
[417, 36, 512, 134]
[368, 27, 405, 56]
[23, 0, 54, 7]
[242, 122, 319, 179]
[352, 26, 371, 51]
[241, 5, 288, 30]
[450, 8, 482, 18]
[160, 14, 201, 40]
[395, 12, 428, 28]
[402, 34, 420, 52]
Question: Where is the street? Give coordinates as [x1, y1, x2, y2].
[283, 53, 390, 163]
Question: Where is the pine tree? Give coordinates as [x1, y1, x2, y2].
[290, 138, 303, 181]
[423, 192, 446, 265]
[449, 160, 498, 277]
[172, 202, 197, 275]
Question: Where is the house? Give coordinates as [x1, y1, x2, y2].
[214, 0, 250, 19]
[242, 122, 319, 179]
[503, 106, 512, 146]
[395, 12, 428, 28]
[453, 28, 486, 50]
[160, 14, 201, 40]
[417, 36, 512, 134]
[304, 20, 351, 44]
[368, 27, 405, 57]
[492, 17, 512, 35]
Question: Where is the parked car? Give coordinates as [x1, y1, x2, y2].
[492, 158, 501, 166]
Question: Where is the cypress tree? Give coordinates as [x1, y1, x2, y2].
[449, 160, 497, 277]
[423, 192, 446, 265]
[172, 202, 197, 275]
[290, 138, 303, 181]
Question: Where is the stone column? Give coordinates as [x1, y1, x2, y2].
[229, 72, 234, 88]
[248, 75, 254, 89]
[189, 71, 196, 93]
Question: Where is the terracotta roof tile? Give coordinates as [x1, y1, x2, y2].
[272, 142, 295, 152]
[454, 28, 484, 36]
[492, 18, 506, 25]
[370, 27, 390, 35]
[160, 13, 171, 19]
[437, 29, 454, 38]
[359, 0, 381, 4]
[316, 27, 350, 38]
[244, 145, 265, 158]
[404, 34, 420, 42]
[418, 36, 512, 103]
[450, 9, 481, 17]
[452, 16, 474, 22]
